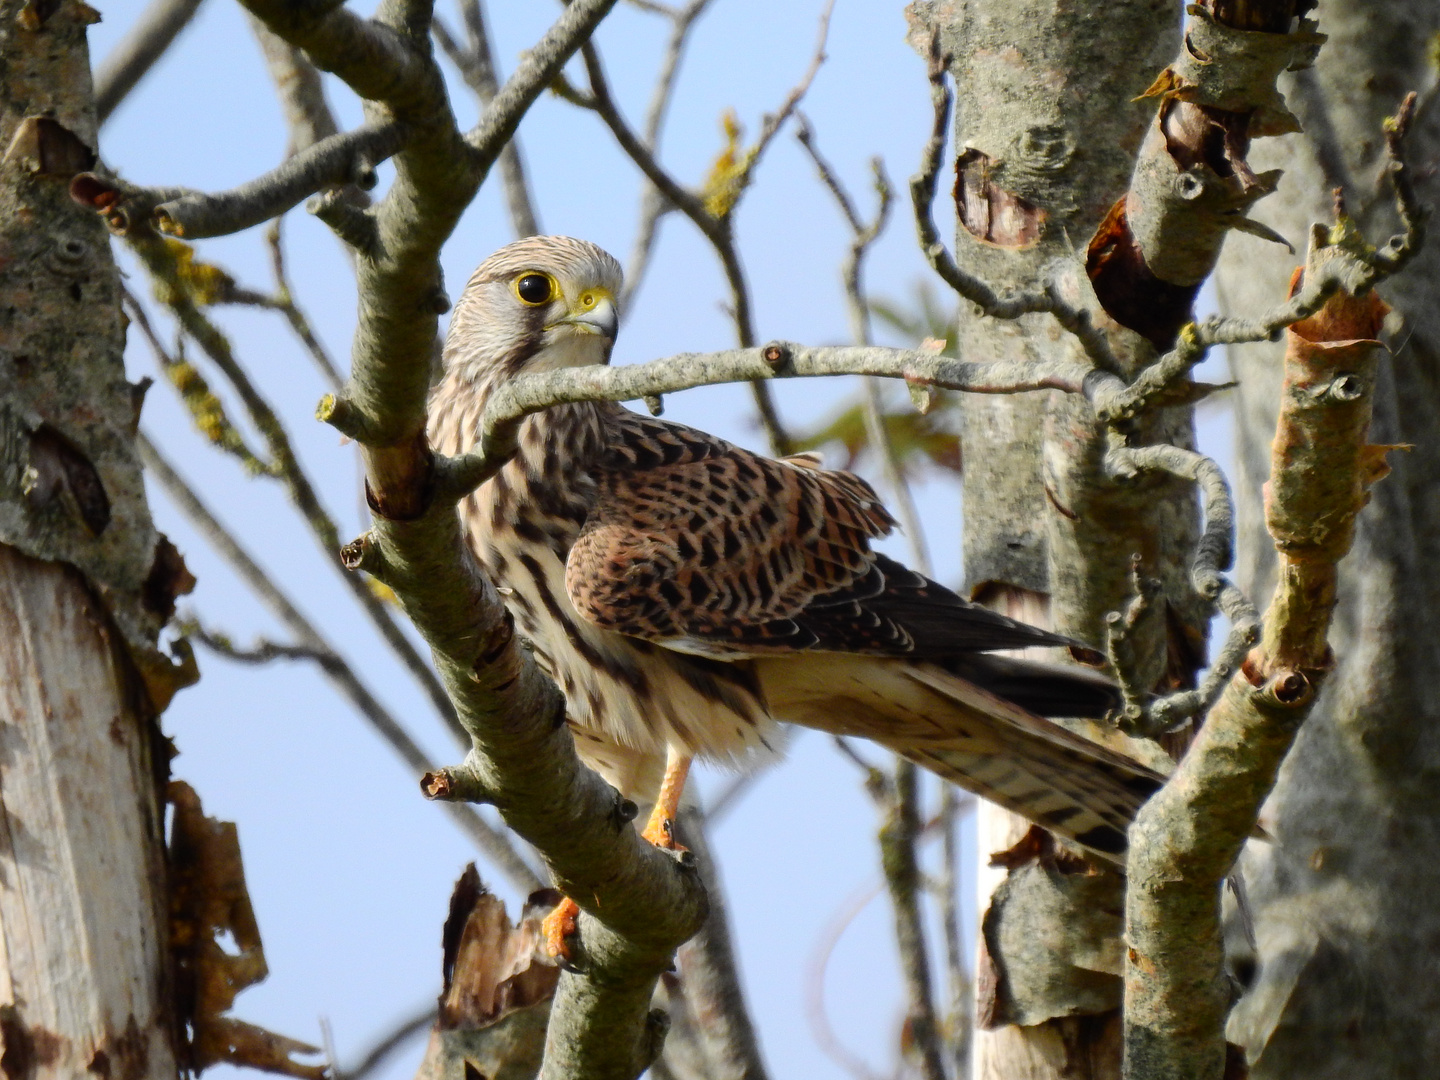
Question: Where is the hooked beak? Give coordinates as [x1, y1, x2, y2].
[558, 291, 618, 343]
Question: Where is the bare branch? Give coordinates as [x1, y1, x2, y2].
[747, 0, 834, 170]
[1101, 93, 1427, 423]
[419, 342, 1104, 497]
[1105, 443, 1260, 737]
[124, 233, 465, 738]
[621, 0, 717, 309]
[249, 17, 344, 155]
[936, 786, 973, 1074]
[265, 222, 347, 391]
[805, 881, 887, 1080]
[466, 0, 623, 169]
[148, 123, 404, 239]
[908, 39, 1118, 369]
[138, 435, 545, 895]
[95, 0, 206, 125]
[577, 33, 800, 451]
[880, 763, 948, 1080]
[183, 621, 332, 667]
[1124, 282, 1394, 1079]
[123, 288, 275, 478]
[673, 806, 771, 1080]
[794, 115, 931, 573]
[433, 0, 542, 237]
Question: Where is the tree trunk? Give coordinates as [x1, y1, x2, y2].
[1215, 1, 1440, 1073]
[906, 2, 1182, 1075]
[0, 1, 184, 1075]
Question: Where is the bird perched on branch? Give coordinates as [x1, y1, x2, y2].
[429, 236, 1162, 956]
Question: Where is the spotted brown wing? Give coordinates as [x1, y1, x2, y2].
[566, 413, 1070, 659]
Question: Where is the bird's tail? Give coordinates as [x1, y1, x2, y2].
[755, 655, 1165, 865]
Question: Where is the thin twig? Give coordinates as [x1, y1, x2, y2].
[794, 114, 931, 574]
[123, 288, 274, 477]
[138, 435, 545, 894]
[620, 0, 716, 310]
[126, 242, 465, 739]
[908, 37, 1117, 369]
[265, 221, 347, 391]
[936, 786, 973, 1074]
[805, 880, 887, 1080]
[95, 0, 206, 125]
[881, 763, 948, 1080]
[337, 1005, 437, 1080]
[674, 806, 772, 1080]
[433, 0, 542, 237]
[575, 2, 844, 455]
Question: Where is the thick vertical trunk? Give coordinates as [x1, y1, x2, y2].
[907, 2, 1180, 1075]
[0, 548, 178, 1079]
[1215, 1, 1440, 1074]
[0, 1, 184, 1075]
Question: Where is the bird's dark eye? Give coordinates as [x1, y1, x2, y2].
[515, 273, 553, 306]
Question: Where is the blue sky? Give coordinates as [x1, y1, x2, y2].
[92, 1, 1228, 1077]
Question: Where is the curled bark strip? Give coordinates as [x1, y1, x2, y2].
[1, 116, 96, 177]
[1122, 280, 1392, 1080]
[1095, 94, 1425, 425]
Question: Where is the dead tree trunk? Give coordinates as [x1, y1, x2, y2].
[0, 3, 188, 1075]
[1215, 1, 1440, 1074]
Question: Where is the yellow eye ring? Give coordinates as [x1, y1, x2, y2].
[514, 272, 556, 306]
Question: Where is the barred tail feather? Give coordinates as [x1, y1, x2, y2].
[755, 656, 1165, 865]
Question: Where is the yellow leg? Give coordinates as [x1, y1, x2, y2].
[640, 746, 692, 851]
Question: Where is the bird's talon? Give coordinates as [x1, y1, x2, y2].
[542, 896, 581, 965]
[641, 815, 688, 853]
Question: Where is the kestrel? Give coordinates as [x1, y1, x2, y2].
[428, 237, 1161, 952]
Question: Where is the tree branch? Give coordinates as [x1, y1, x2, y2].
[95, 0, 207, 125]
[908, 39, 1118, 370]
[413, 342, 1103, 498]
[137, 434, 544, 894]
[1123, 275, 1393, 1080]
[433, 0, 542, 237]
[147, 123, 405, 239]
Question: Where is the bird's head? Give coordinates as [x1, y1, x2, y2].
[443, 236, 623, 387]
